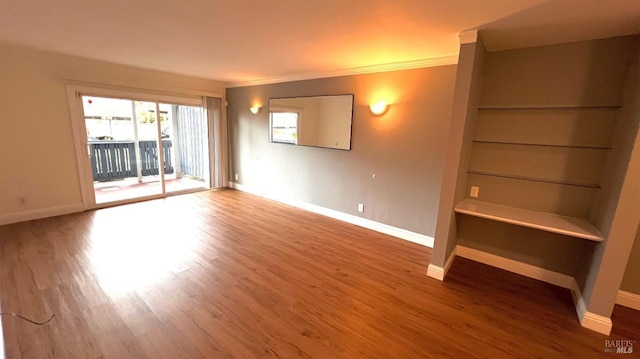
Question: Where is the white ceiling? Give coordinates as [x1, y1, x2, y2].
[1, 0, 639, 86]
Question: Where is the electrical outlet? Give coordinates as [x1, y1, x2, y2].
[470, 186, 479, 198]
[234, 173, 239, 181]
[357, 203, 364, 212]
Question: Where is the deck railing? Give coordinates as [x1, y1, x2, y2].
[90, 140, 174, 182]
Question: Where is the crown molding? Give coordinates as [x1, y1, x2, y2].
[228, 55, 459, 88]
[459, 29, 478, 44]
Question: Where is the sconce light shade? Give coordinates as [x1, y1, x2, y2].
[370, 101, 388, 116]
[250, 106, 261, 115]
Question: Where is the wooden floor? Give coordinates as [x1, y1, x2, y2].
[0, 189, 638, 358]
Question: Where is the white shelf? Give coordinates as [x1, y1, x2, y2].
[471, 140, 612, 150]
[454, 199, 603, 242]
[467, 170, 601, 188]
[476, 106, 620, 110]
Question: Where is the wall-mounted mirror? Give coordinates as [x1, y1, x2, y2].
[269, 95, 353, 150]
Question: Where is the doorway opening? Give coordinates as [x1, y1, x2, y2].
[83, 97, 209, 204]
[68, 86, 224, 208]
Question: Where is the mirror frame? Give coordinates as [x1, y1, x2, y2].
[268, 94, 354, 151]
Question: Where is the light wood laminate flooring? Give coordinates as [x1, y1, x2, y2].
[0, 189, 638, 358]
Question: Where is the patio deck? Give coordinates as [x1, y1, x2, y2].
[94, 176, 206, 204]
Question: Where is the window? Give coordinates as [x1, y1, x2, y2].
[270, 111, 299, 144]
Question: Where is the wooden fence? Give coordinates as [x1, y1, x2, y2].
[90, 140, 174, 182]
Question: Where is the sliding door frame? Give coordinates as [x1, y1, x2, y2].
[66, 84, 223, 210]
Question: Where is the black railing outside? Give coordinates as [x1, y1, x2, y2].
[90, 140, 174, 182]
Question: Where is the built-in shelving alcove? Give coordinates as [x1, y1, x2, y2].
[453, 36, 634, 279]
[457, 106, 618, 243]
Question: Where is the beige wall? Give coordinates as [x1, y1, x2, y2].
[0, 43, 225, 223]
[227, 66, 457, 236]
[479, 37, 629, 107]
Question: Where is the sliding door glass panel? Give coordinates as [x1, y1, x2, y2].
[83, 96, 163, 204]
[161, 103, 210, 193]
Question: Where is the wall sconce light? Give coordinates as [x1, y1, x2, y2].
[370, 101, 389, 116]
[250, 106, 261, 115]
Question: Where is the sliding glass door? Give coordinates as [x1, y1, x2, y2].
[81, 95, 210, 205]
[161, 103, 210, 195]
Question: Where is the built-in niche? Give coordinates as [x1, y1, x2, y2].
[453, 36, 634, 278]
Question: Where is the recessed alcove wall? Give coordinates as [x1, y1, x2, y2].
[457, 36, 634, 279]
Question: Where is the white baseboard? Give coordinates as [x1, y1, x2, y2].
[228, 182, 434, 248]
[580, 311, 613, 336]
[455, 245, 614, 335]
[0, 203, 84, 226]
[573, 279, 612, 334]
[617, 290, 640, 311]
[427, 248, 457, 281]
[569, 278, 590, 327]
[426, 264, 445, 281]
[455, 245, 575, 288]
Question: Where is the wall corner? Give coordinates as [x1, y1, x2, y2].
[431, 33, 486, 268]
[459, 29, 478, 45]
